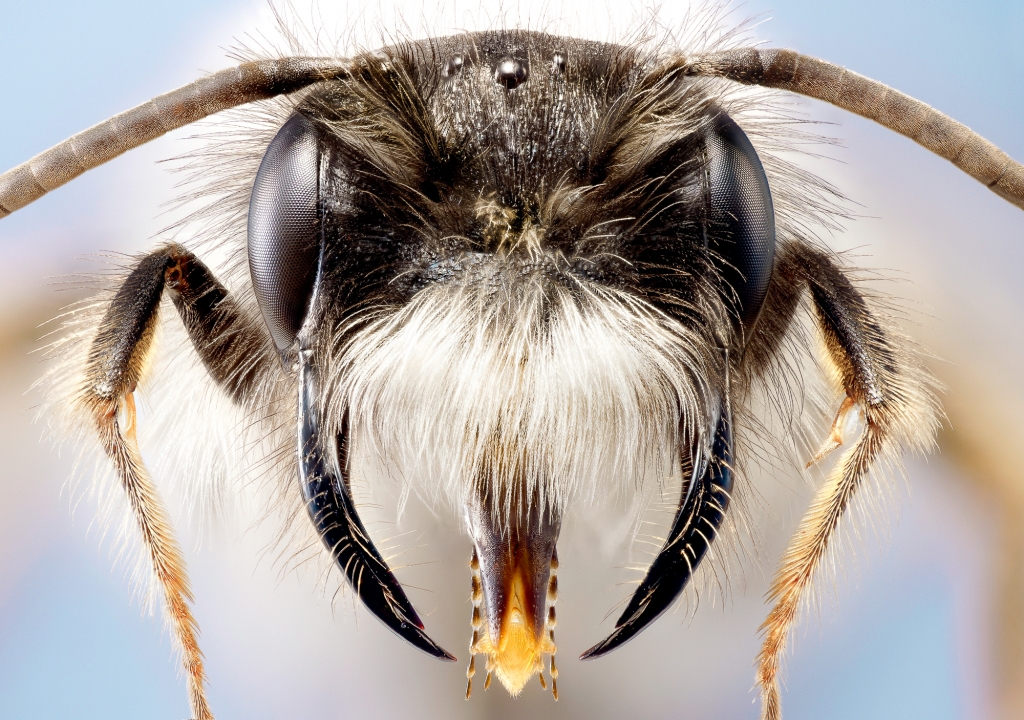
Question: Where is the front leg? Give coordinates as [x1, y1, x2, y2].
[755, 241, 939, 720]
[87, 245, 271, 404]
[83, 244, 273, 720]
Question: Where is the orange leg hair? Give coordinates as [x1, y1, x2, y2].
[76, 246, 272, 719]
[754, 242, 938, 719]
[95, 392, 212, 720]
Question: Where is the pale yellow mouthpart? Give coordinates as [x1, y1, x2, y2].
[471, 571, 556, 696]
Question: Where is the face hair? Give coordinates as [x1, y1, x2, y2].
[324, 265, 717, 523]
[5, 18, 1019, 720]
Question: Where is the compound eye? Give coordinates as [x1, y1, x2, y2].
[704, 113, 776, 333]
[248, 112, 321, 356]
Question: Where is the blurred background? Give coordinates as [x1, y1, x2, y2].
[0, 1, 1021, 719]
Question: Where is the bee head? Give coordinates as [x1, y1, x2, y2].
[246, 30, 774, 691]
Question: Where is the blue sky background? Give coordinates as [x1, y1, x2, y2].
[0, 2, 1021, 719]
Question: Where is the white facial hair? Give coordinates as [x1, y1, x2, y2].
[324, 256, 721, 525]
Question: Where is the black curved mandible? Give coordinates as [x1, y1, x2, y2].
[581, 401, 733, 659]
[298, 351, 455, 660]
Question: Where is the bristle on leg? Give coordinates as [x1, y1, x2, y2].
[95, 393, 212, 720]
[805, 395, 863, 468]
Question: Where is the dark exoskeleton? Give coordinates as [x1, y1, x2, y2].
[4, 28, 1021, 720]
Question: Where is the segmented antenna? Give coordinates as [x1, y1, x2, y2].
[680, 48, 1024, 210]
[1, 49, 1020, 217]
[0, 57, 349, 218]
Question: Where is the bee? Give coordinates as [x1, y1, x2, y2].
[1, 14, 1020, 720]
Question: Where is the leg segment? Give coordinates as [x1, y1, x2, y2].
[163, 250, 271, 403]
[94, 393, 211, 720]
[755, 241, 937, 720]
[84, 245, 272, 720]
[87, 245, 270, 405]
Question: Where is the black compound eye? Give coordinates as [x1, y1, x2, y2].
[248, 112, 321, 357]
[704, 112, 776, 333]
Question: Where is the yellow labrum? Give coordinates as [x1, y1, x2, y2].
[471, 569, 556, 695]
[465, 544, 559, 700]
